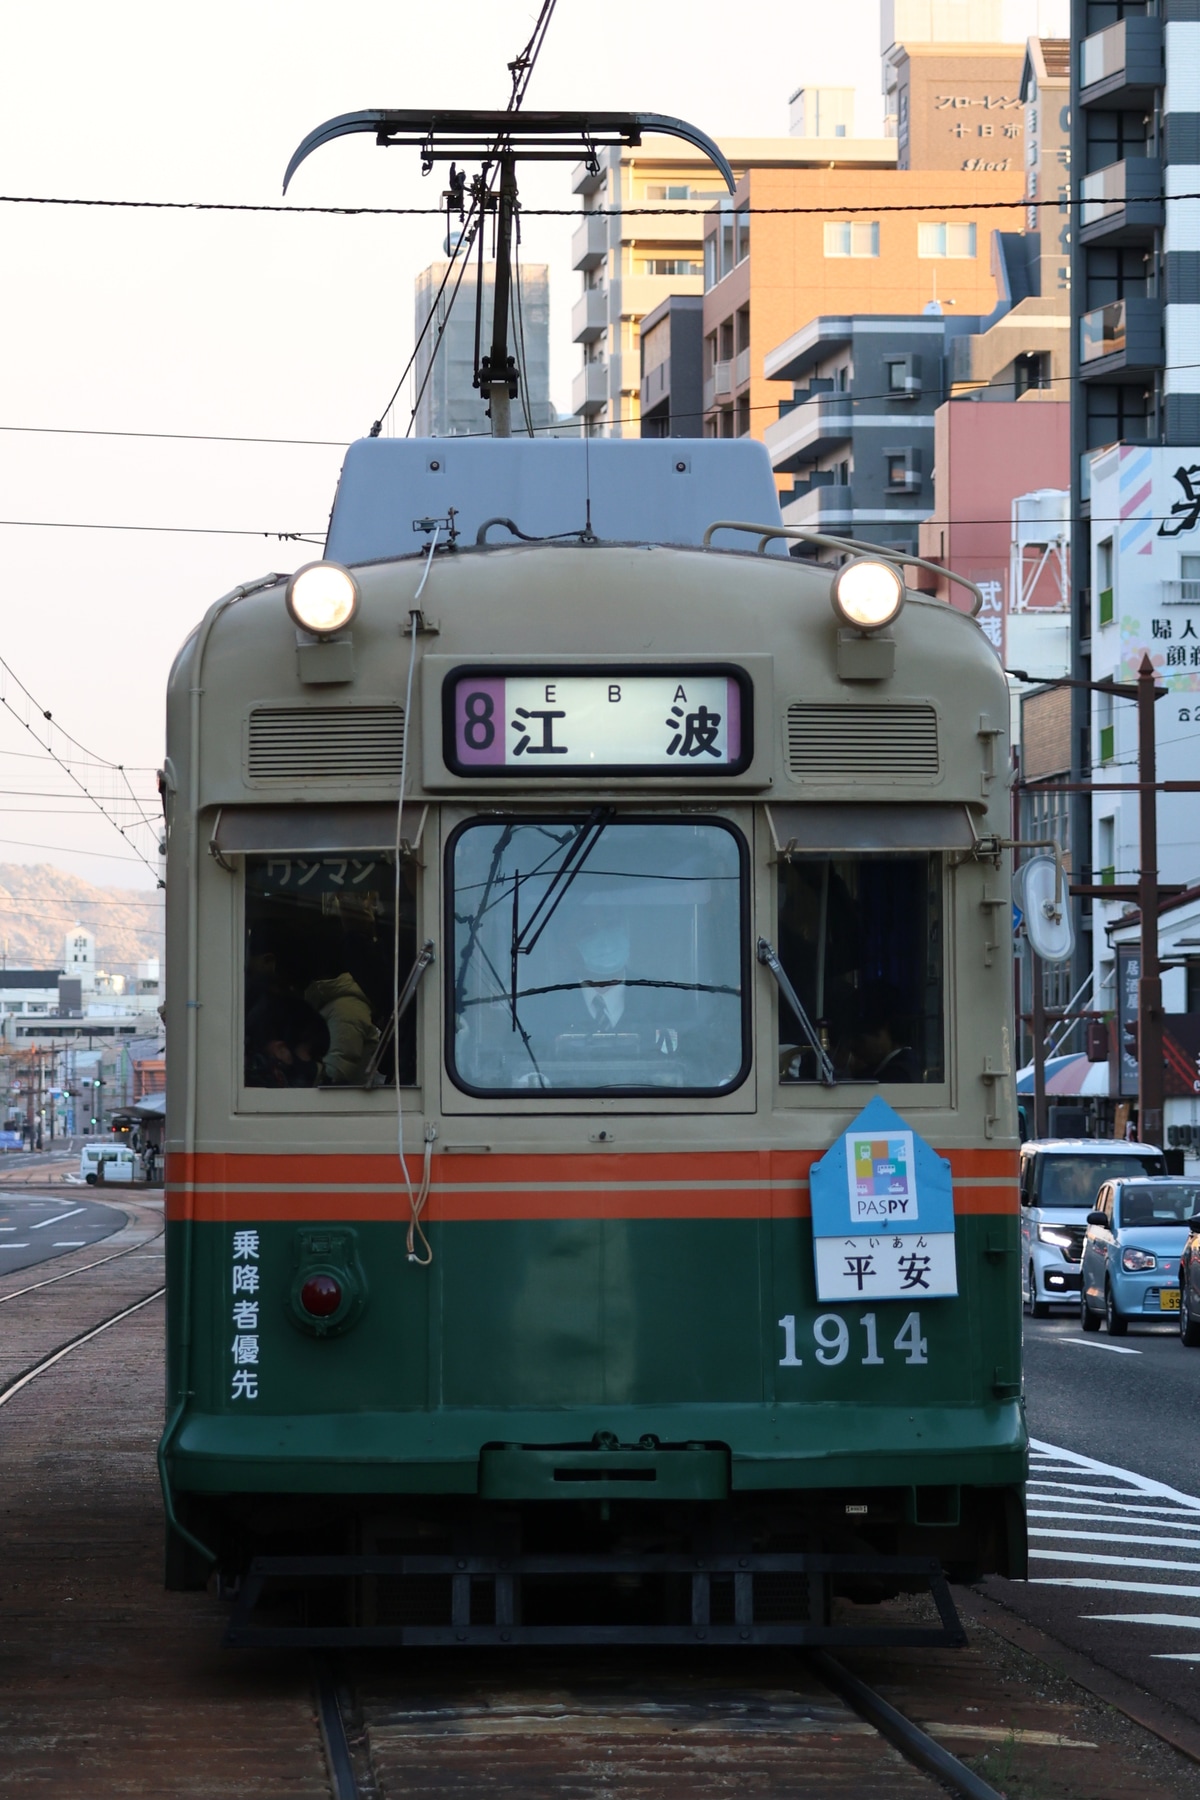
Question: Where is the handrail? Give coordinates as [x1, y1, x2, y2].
[701, 520, 984, 618]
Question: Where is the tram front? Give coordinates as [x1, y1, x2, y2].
[162, 437, 1025, 1635]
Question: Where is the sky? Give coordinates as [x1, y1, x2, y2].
[0, 0, 884, 891]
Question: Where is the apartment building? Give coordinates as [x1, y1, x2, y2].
[570, 134, 895, 435]
[1065, 0, 1200, 1041]
[704, 166, 1025, 452]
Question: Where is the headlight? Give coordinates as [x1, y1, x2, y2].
[1038, 1226, 1074, 1247]
[1122, 1247, 1157, 1272]
[286, 561, 359, 637]
[830, 558, 906, 632]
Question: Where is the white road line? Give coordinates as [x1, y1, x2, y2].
[1153, 1652, 1200, 1660]
[1087, 1613, 1200, 1629]
[1030, 1549, 1200, 1574]
[1029, 1439, 1200, 1512]
[1033, 1578, 1200, 1597]
[1028, 1480, 1163, 1496]
[1028, 1494, 1200, 1516]
[1056, 1338, 1141, 1355]
[29, 1207, 85, 1230]
[0, 1244, 29, 1250]
[51, 1240, 85, 1247]
[1030, 1528, 1200, 1549]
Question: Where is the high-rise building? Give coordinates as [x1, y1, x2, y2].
[881, 0, 1070, 155]
[1068, 0, 1200, 1054]
[413, 261, 555, 438]
[788, 87, 857, 139]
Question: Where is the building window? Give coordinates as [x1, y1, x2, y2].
[885, 449, 920, 492]
[639, 259, 702, 276]
[735, 205, 750, 265]
[823, 221, 880, 258]
[1097, 537, 1114, 625]
[1181, 555, 1200, 602]
[918, 222, 977, 259]
[644, 183, 692, 200]
[885, 355, 921, 396]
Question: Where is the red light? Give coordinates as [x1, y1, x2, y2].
[300, 1274, 342, 1318]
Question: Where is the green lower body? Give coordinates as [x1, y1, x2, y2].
[162, 1212, 1026, 1581]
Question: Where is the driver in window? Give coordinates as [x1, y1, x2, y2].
[553, 918, 679, 1056]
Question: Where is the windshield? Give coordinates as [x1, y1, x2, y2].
[243, 853, 417, 1089]
[1038, 1154, 1165, 1207]
[776, 854, 943, 1084]
[448, 817, 747, 1095]
[1117, 1183, 1200, 1227]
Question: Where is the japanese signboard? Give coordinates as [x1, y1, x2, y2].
[444, 666, 750, 776]
[809, 1096, 958, 1301]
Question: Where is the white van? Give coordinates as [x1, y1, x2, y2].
[80, 1144, 137, 1185]
[1020, 1137, 1166, 1316]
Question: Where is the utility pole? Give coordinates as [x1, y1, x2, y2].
[1031, 950, 1048, 1138]
[484, 152, 518, 438]
[1136, 653, 1164, 1144]
[1013, 659, 1175, 1146]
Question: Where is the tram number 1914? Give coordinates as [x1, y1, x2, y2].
[777, 1312, 928, 1368]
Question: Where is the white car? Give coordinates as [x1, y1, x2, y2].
[79, 1144, 137, 1185]
[1020, 1138, 1166, 1317]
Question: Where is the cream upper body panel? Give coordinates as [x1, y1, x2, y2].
[166, 542, 1010, 825]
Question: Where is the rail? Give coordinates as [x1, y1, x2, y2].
[701, 520, 985, 617]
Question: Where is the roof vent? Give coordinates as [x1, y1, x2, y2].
[785, 702, 939, 782]
[246, 705, 404, 783]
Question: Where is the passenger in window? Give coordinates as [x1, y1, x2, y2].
[245, 993, 329, 1088]
[847, 988, 921, 1083]
[303, 969, 381, 1085]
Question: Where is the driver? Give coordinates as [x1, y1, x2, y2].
[552, 918, 678, 1055]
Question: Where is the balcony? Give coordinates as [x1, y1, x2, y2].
[703, 361, 733, 411]
[763, 394, 853, 472]
[571, 288, 607, 344]
[1079, 296, 1163, 378]
[571, 212, 607, 272]
[1162, 578, 1200, 605]
[734, 347, 751, 388]
[1080, 17, 1163, 107]
[571, 361, 608, 417]
[1079, 158, 1163, 246]
[781, 481, 853, 528]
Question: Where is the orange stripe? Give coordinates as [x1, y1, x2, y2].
[166, 1145, 1017, 1186]
[166, 1179, 1018, 1224]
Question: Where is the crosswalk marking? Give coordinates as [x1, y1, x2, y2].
[1023, 1442, 1200, 1658]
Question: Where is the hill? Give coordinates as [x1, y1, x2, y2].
[0, 864, 163, 978]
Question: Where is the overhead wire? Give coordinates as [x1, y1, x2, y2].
[380, 0, 559, 436]
[0, 654, 163, 883]
[0, 190, 1188, 218]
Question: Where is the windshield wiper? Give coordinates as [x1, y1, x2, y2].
[514, 806, 614, 958]
[355, 939, 435, 1088]
[757, 936, 836, 1086]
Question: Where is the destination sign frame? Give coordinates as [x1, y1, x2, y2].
[443, 663, 754, 778]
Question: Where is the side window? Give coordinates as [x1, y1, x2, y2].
[243, 853, 418, 1090]
[776, 854, 944, 1084]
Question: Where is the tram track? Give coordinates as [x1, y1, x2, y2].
[310, 1649, 1011, 1800]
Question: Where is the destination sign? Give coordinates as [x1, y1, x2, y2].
[445, 667, 749, 776]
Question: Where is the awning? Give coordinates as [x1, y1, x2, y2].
[766, 803, 976, 854]
[1016, 1054, 1110, 1097]
[209, 804, 400, 857]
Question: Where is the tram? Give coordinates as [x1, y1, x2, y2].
[159, 434, 1025, 1642]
